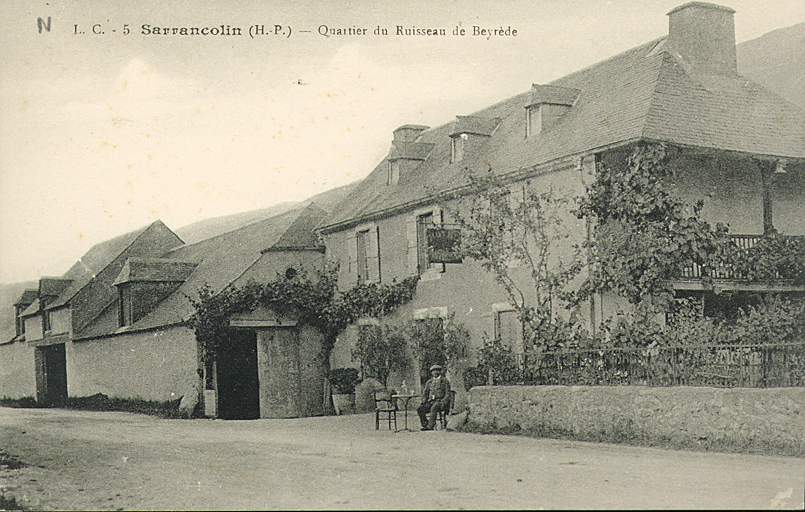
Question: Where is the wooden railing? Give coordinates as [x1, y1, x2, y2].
[679, 234, 805, 280]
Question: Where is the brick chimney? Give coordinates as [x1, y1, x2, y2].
[667, 2, 737, 76]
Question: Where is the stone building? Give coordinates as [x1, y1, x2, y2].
[1, 205, 334, 419]
[318, 2, 805, 399]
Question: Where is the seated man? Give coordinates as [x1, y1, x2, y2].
[417, 364, 451, 431]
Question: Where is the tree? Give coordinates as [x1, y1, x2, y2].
[450, 170, 585, 351]
[407, 313, 470, 382]
[352, 323, 409, 386]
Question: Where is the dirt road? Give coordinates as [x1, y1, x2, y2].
[1, 407, 803, 510]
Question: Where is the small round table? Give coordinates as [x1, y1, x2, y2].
[391, 394, 420, 432]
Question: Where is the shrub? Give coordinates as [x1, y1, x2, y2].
[478, 336, 521, 385]
[352, 323, 409, 386]
[0, 396, 37, 408]
[65, 394, 186, 419]
[328, 367, 360, 394]
[462, 366, 489, 391]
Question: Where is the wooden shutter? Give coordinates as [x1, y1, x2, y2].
[346, 233, 358, 280]
[406, 216, 418, 274]
[373, 226, 381, 283]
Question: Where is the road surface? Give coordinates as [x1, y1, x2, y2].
[0, 407, 803, 510]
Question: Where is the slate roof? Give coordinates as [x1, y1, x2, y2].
[46, 221, 173, 310]
[13, 289, 38, 307]
[112, 258, 198, 286]
[20, 298, 40, 318]
[39, 278, 73, 298]
[320, 36, 805, 232]
[76, 203, 330, 339]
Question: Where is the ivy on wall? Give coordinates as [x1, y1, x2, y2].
[575, 143, 736, 308]
[187, 265, 419, 368]
[574, 142, 805, 310]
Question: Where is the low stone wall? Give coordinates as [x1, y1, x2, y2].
[466, 385, 805, 456]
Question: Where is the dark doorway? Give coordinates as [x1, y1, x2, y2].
[36, 344, 68, 406]
[216, 329, 260, 419]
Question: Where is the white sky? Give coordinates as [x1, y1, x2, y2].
[1, 0, 803, 283]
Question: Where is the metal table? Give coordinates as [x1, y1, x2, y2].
[391, 393, 419, 432]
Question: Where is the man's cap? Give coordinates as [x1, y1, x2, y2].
[429, 364, 443, 371]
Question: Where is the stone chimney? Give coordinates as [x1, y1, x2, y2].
[386, 125, 434, 185]
[667, 2, 737, 76]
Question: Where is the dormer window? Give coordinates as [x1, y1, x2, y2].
[525, 84, 580, 138]
[387, 160, 400, 185]
[449, 116, 499, 164]
[113, 257, 197, 327]
[118, 285, 132, 327]
[450, 133, 469, 163]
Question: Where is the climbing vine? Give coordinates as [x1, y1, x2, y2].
[575, 142, 736, 309]
[187, 265, 419, 368]
[575, 142, 805, 309]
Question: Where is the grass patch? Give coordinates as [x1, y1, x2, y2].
[0, 492, 25, 511]
[0, 397, 37, 409]
[65, 393, 187, 419]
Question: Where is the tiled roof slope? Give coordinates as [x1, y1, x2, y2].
[47, 221, 176, 310]
[321, 37, 805, 231]
[112, 258, 198, 286]
[13, 289, 38, 307]
[76, 203, 330, 339]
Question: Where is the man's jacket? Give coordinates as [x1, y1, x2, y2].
[422, 376, 451, 404]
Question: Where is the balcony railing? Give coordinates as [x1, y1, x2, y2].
[679, 234, 805, 281]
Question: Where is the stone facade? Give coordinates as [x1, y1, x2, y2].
[467, 385, 805, 456]
[256, 325, 326, 419]
[67, 326, 197, 401]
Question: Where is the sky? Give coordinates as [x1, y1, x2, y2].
[1, 0, 803, 283]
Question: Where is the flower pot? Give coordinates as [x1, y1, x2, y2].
[332, 393, 354, 415]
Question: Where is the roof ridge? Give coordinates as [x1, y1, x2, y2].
[164, 208, 304, 255]
[47, 220, 170, 310]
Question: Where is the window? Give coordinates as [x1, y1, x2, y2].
[525, 106, 541, 138]
[450, 134, 468, 163]
[356, 229, 370, 284]
[41, 298, 50, 332]
[416, 213, 434, 274]
[118, 286, 132, 327]
[387, 161, 399, 185]
[15, 306, 25, 336]
[495, 309, 523, 353]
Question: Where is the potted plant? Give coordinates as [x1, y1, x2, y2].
[329, 367, 359, 415]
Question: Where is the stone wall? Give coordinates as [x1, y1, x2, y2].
[68, 326, 197, 401]
[0, 341, 36, 399]
[256, 325, 326, 419]
[466, 385, 805, 456]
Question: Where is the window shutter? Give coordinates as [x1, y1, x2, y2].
[433, 208, 446, 273]
[346, 233, 358, 279]
[374, 226, 382, 282]
[406, 217, 418, 274]
[366, 226, 380, 283]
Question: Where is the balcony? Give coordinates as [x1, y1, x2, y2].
[677, 234, 805, 289]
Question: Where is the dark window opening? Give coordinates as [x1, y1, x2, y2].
[356, 229, 369, 283]
[118, 286, 132, 327]
[416, 213, 434, 274]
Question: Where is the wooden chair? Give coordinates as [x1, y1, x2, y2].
[435, 390, 456, 430]
[373, 390, 397, 431]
